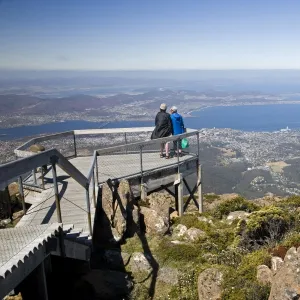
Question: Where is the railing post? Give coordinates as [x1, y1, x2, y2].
[18, 176, 26, 215]
[177, 138, 180, 173]
[197, 132, 203, 213]
[92, 166, 96, 208]
[32, 169, 37, 185]
[40, 167, 45, 189]
[85, 186, 93, 236]
[51, 158, 62, 223]
[73, 132, 77, 157]
[177, 173, 183, 216]
[124, 132, 128, 154]
[95, 153, 99, 185]
[139, 145, 147, 200]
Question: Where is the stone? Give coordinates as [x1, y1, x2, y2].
[198, 268, 223, 300]
[4, 293, 22, 300]
[103, 250, 131, 270]
[226, 211, 250, 224]
[157, 267, 179, 285]
[127, 204, 140, 236]
[148, 192, 172, 225]
[271, 256, 284, 273]
[140, 206, 168, 235]
[170, 210, 179, 220]
[101, 180, 134, 242]
[29, 144, 45, 153]
[256, 265, 272, 285]
[82, 270, 132, 299]
[268, 246, 300, 299]
[0, 187, 11, 220]
[172, 224, 187, 239]
[12, 210, 24, 220]
[129, 252, 153, 272]
[0, 218, 11, 228]
[184, 227, 206, 242]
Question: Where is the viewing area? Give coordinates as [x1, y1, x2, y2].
[0, 127, 203, 299]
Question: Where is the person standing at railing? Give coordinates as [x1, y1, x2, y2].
[170, 106, 185, 157]
[151, 103, 173, 159]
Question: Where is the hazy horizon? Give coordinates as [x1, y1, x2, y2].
[1, 0, 300, 70]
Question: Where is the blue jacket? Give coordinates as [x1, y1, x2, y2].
[170, 112, 185, 135]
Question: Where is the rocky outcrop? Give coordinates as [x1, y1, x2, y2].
[198, 268, 223, 300]
[140, 206, 168, 235]
[101, 180, 135, 242]
[226, 211, 250, 224]
[29, 144, 45, 153]
[148, 192, 172, 225]
[184, 227, 206, 242]
[0, 187, 11, 221]
[82, 270, 132, 299]
[268, 247, 300, 300]
[172, 224, 205, 242]
[271, 256, 284, 274]
[256, 265, 272, 285]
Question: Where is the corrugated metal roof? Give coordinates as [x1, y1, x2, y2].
[0, 223, 62, 279]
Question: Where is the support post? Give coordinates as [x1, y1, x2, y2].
[95, 154, 99, 185]
[177, 138, 180, 173]
[177, 173, 183, 216]
[124, 132, 128, 154]
[51, 161, 62, 223]
[18, 176, 26, 214]
[32, 169, 37, 185]
[40, 261, 49, 300]
[41, 167, 45, 189]
[73, 132, 77, 157]
[85, 187, 93, 236]
[139, 145, 147, 200]
[92, 167, 96, 208]
[197, 164, 203, 213]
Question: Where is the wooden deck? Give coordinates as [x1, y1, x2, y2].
[17, 152, 195, 234]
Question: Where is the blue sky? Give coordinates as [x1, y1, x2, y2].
[0, 0, 300, 70]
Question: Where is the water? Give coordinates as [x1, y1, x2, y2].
[1, 104, 300, 140]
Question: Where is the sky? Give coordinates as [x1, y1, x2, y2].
[0, 0, 300, 70]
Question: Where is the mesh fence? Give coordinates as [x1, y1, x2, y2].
[96, 132, 199, 184]
[75, 130, 152, 157]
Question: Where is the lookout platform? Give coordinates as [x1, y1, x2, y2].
[0, 127, 202, 299]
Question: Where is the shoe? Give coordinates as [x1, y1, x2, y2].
[160, 154, 164, 158]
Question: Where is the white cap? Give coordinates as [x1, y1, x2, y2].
[160, 103, 167, 110]
[170, 106, 177, 112]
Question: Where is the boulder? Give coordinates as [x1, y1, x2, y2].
[157, 267, 179, 285]
[256, 265, 272, 285]
[129, 252, 153, 272]
[82, 270, 132, 300]
[184, 227, 206, 242]
[170, 210, 179, 220]
[226, 211, 250, 224]
[140, 206, 168, 235]
[198, 268, 223, 300]
[271, 256, 284, 274]
[268, 247, 300, 300]
[29, 144, 45, 153]
[172, 224, 188, 239]
[101, 180, 134, 242]
[148, 192, 172, 225]
[0, 187, 11, 220]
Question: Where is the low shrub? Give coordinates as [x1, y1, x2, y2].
[213, 196, 258, 219]
[236, 206, 294, 249]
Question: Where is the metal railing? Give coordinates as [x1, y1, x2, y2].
[1, 127, 202, 237]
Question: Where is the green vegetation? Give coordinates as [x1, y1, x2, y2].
[204, 193, 220, 203]
[236, 206, 294, 249]
[221, 250, 271, 300]
[125, 194, 300, 299]
[213, 196, 259, 219]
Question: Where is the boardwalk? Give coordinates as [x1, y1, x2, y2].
[17, 152, 194, 234]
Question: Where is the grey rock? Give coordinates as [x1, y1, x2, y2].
[130, 252, 153, 272]
[271, 256, 284, 274]
[198, 268, 223, 300]
[256, 265, 272, 285]
[140, 206, 168, 235]
[226, 211, 250, 224]
[184, 227, 206, 242]
[172, 224, 187, 239]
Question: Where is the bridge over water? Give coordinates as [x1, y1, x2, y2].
[0, 127, 202, 299]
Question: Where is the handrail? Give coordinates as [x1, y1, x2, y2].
[87, 151, 97, 183]
[0, 148, 88, 190]
[74, 127, 154, 135]
[95, 129, 198, 155]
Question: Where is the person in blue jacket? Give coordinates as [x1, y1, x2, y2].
[170, 106, 185, 156]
